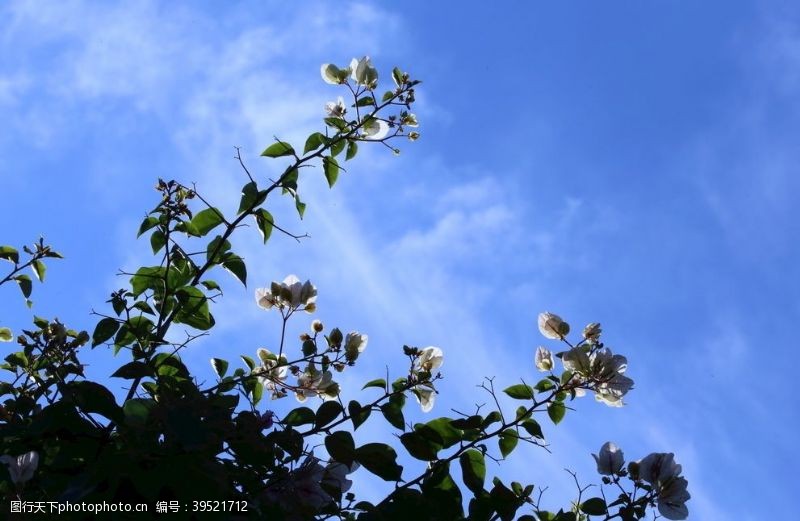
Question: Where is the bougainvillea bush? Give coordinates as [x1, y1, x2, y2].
[0, 58, 690, 520]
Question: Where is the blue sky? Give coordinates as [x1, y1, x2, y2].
[2, 1, 798, 518]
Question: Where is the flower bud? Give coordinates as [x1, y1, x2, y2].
[312, 320, 324, 333]
[535, 346, 554, 372]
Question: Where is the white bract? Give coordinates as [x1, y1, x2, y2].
[538, 312, 569, 339]
[413, 384, 436, 412]
[592, 442, 624, 475]
[320, 63, 349, 85]
[0, 450, 39, 486]
[362, 118, 390, 140]
[414, 346, 444, 374]
[535, 346, 554, 372]
[325, 97, 347, 119]
[635, 452, 690, 520]
[255, 275, 317, 313]
[350, 56, 378, 87]
[344, 331, 368, 362]
[583, 322, 602, 343]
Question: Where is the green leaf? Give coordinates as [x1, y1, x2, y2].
[325, 431, 356, 467]
[315, 401, 343, 430]
[15, 274, 32, 299]
[381, 400, 405, 430]
[0, 246, 19, 264]
[238, 181, 267, 214]
[356, 95, 376, 107]
[392, 67, 404, 87]
[137, 216, 159, 238]
[580, 498, 607, 516]
[345, 140, 358, 161]
[323, 156, 340, 188]
[534, 378, 556, 393]
[295, 195, 306, 219]
[424, 418, 464, 449]
[503, 384, 534, 400]
[123, 398, 155, 428]
[31, 260, 46, 282]
[362, 378, 386, 391]
[174, 287, 214, 330]
[261, 141, 295, 158]
[324, 117, 348, 131]
[4, 351, 28, 367]
[304, 132, 328, 154]
[92, 318, 120, 347]
[356, 443, 403, 481]
[522, 419, 544, 439]
[400, 431, 441, 461]
[206, 235, 231, 264]
[190, 208, 225, 237]
[0, 328, 12, 342]
[150, 230, 167, 254]
[112, 361, 156, 380]
[66, 381, 123, 423]
[348, 400, 371, 430]
[222, 253, 247, 286]
[240, 355, 256, 371]
[254, 209, 274, 244]
[460, 449, 486, 495]
[201, 280, 221, 292]
[330, 138, 346, 158]
[548, 402, 566, 425]
[499, 429, 518, 458]
[130, 266, 165, 297]
[211, 358, 228, 378]
[283, 406, 316, 427]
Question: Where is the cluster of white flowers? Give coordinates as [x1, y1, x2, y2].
[295, 365, 340, 402]
[255, 275, 317, 314]
[1, 450, 39, 487]
[321, 56, 379, 88]
[263, 454, 360, 518]
[320, 57, 418, 142]
[411, 346, 443, 413]
[536, 312, 634, 407]
[635, 452, 691, 520]
[593, 443, 690, 520]
[256, 348, 289, 400]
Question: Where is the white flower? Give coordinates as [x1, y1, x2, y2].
[535, 346, 554, 372]
[362, 118, 390, 140]
[413, 384, 436, 412]
[0, 450, 39, 486]
[590, 348, 634, 406]
[344, 332, 368, 362]
[582, 322, 602, 343]
[636, 452, 682, 486]
[414, 346, 444, 374]
[320, 63, 349, 85]
[538, 311, 569, 340]
[256, 348, 289, 399]
[255, 275, 317, 313]
[402, 113, 419, 127]
[657, 476, 691, 520]
[592, 442, 624, 475]
[322, 461, 360, 496]
[295, 368, 339, 402]
[636, 453, 690, 520]
[325, 97, 347, 119]
[562, 347, 591, 374]
[350, 56, 378, 87]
